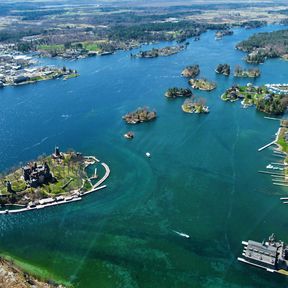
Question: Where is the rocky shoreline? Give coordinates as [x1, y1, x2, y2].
[0, 257, 66, 288]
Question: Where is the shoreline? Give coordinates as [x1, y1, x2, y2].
[0, 255, 70, 287]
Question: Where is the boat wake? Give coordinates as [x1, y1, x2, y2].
[172, 230, 190, 238]
[22, 136, 49, 151]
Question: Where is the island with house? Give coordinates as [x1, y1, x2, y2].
[189, 78, 216, 91]
[182, 97, 209, 114]
[221, 83, 288, 114]
[0, 147, 110, 214]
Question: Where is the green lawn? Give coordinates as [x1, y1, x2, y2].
[37, 44, 64, 52]
[82, 41, 101, 52]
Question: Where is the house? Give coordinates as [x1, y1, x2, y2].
[22, 162, 53, 188]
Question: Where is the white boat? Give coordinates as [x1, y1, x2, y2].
[146, 152, 151, 158]
[172, 230, 190, 238]
[266, 164, 273, 169]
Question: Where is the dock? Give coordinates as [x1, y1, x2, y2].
[258, 171, 284, 176]
[264, 117, 280, 121]
[258, 141, 276, 152]
[273, 183, 288, 187]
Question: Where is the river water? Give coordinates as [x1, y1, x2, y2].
[1, 25, 288, 288]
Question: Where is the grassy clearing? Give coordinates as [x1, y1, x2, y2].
[37, 44, 65, 52]
[82, 41, 101, 51]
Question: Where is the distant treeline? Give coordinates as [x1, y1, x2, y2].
[237, 29, 288, 54]
[108, 21, 228, 42]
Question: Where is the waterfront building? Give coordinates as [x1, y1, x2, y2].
[238, 234, 288, 274]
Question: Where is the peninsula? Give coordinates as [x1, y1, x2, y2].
[122, 107, 157, 124]
[236, 29, 288, 64]
[189, 78, 216, 91]
[0, 48, 78, 88]
[221, 84, 288, 115]
[181, 65, 200, 78]
[165, 87, 192, 98]
[0, 147, 110, 214]
[132, 45, 187, 58]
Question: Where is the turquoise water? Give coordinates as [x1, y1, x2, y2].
[1, 25, 288, 287]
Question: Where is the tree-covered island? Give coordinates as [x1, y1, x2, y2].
[131, 44, 187, 58]
[236, 29, 288, 64]
[215, 29, 233, 40]
[234, 65, 260, 78]
[0, 147, 109, 213]
[165, 87, 192, 98]
[122, 107, 157, 124]
[221, 84, 288, 115]
[189, 78, 216, 91]
[181, 64, 200, 78]
[215, 64, 231, 76]
[182, 97, 209, 114]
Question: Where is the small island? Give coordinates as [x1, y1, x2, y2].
[215, 64, 230, 76]
[181, 64, 200, 78]
[0, 147, 110, 214]
[132, 45, 186, 58]
[215, 29, 233, 40]
[182, 97, 209, 114]
[124, 131, 134, 139]
[189, 78, 216, 91]
[165, 87, 192, 98]
[234, 65, 260, 78]
[221, 83, 288, 115]
[122, 107, 157, 124]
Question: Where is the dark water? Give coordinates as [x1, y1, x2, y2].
[1, 25, 288, 287]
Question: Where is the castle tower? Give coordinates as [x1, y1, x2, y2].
[6, 181, 13, 193]
[55, 146, 60, 157]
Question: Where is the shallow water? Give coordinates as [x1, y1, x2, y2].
[1, 25, 288, 287]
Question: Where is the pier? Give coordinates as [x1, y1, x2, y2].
[258, 128, 280, 152]
[258, 171, 284, 176]
[92, 162, 110, 189]
[258, 141, 276, 152]
[264, 117, 280, 121]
